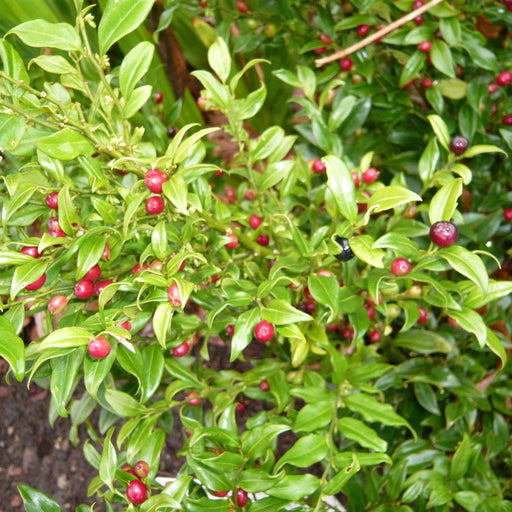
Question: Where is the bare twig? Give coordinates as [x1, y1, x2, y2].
[315, 0, 445, 67]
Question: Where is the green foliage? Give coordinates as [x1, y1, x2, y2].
[1, 1, 512, 511]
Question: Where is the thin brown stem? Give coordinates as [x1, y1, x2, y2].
[315, 0, 445, 67]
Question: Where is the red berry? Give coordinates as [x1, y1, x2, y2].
[199, 0, 208, 7]
[168, 282, 182, 308]
[429, 221, 458, 247]
[126, 479, 148, 505]
[417, 306, 429, 324]
[236, 488, 248, 507]
[47, 216, 61, 233]
[502, 115, 512, 126]
[26, 273, 46, 291]
[173, 341, 190, 357]
[134, 461, 150, 479]
[186, 391, 202, 406]
[21, 246, 41, 258]
[318, 33, 332, 44]
[236, 0, 249, 12]
[312, 159, 326, 174]
[365, 305, 376, 320]
[488, 82, 498, 94]
[496, 71, 512, 87]
[226, 324, 235, 336]
[211, 490, 227, 497]
[418, 40, 432, 53]
[74, 280, 95, 300]
[211, 274, 219, 284]
[339, 58, 353, 71]
[391, 257, 411, 276]
[369, 330, 381, 343]
[362, 167, 379, 184]
[422, 78, 434, 89]
[146, 196, 165, 215]
[225, 234, 238, 249]
[144, 168, 168, 194]
[256, 234, 269, 246]
[314, 47, 327, 54]
[102, 243, 111, 260]
[121, 321, 131, 331]
[197, 96, 208, 110]
[449, 136, 469, 155]
[236, 401, 247, 413]
[249, 215, 262, 229]
[316, 269, 334, 277]
[414, 14, 424, 26]
[88, 336, 111, 359]
[503, 209, 512, 221]
[413, 0, 424, 7]
[357, 24, 371, 37]
[95, 279, 113, 296]
[83, 263, 101, 282]
[259, 380, 270, 391]
[341, 327, 354, 340]
[132, 263, 149, 275]
[45, 192, 59, 210]
[254, 320, 274, 343]
[155, 91, 163, 104]
[48, 294, 68, 314]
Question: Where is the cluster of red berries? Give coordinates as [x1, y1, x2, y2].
[123, 461, 150, 505]
[144, 168, 168, 214]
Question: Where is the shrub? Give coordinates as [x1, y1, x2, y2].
[1, 1, 512, 511]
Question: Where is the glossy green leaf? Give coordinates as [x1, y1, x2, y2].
[0, 39, 30, 95]
[414, 382, 440, 415]
[438, 246, 488, 295]
[428, 115, 450, 150]
[208, 37, 231, 82]
[120, 41, 155, 100]
[37, 129, 95, 160]
[50, 348, 84, 417]
[260, 160, 293, 190]
[431, 39, 455, 77]
[349, 234, 385, 268]
[186, 498, 230, 512]
[30, 55, 76, 74]
[142, 344, 164, 402]
[335, 452, 392, 468]
[18, 485, 62, 512]
[399, 50, 426, 87]
[275, 434, 328, 471]
[485, 328, 507, 369]
[324, 459, 359, 495]
[262, 299, 312, 325]
[140, 494, 181, 512]
[372, 232, 419, 259]
[461, 145, 508, 158]
[191, 70, 229, 109]
[152, 302, 173, 348]
[394, 329, 452, 354]
[11, 259, 48, 300]
[98, 0, 155, 55]
[418, 138, 440, 184]
[449, 433, 471, 480]
[239, 469, 284, 493]
[241, 424, 290, 459]
[99, 427, 117, 491]
[448, 307, 487, 347]
[57, 184, 80, 235]
[368, 186, 422, 214]
[339, 417, 387, 452]
[437, 78, 467, 99]
[0, 316, 25, 381]
[266, 474, 320, 500]
[294, 400, 334, 432]
[429, 178, 462, 223]
[8, 20, 80, 51]
[104, 388, 147, 417]
[163, 175, 188, 214]
[0, 114, 26, 152]
[37, 328, 91, 351]
[84, 344, 116, 400]
[324, 155, 357, 223]
[307, 274, 339, 320]
[123, 192, 146, 239]
[464, 280, 512, 309]
[124, 85, 152, 118]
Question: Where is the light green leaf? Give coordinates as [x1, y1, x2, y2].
[30, 55, 76, 74]
[37, 327, 91, 351]
[262, 299, 312, 325]
[461, 145, 508, 158]
[428, 115, 451, 150]
[394, 329, 453, 354]
[338, 417, 387, 452]
[429, 178, 462, 223]
[208, 37, 231, 82]
[120, 41, 155, 100]
[266, 474, 320, 501]
[230, 308, 261, 361]
[349, 235, 385, 268]
[163, 175, 188, 214]
[37, 129, 95, 160]
[99, 427, 117, 491]
[275, 434, 328, 471]
[368, 186, 422, 213]
[0, 316, 25, 381]
[8, 20, 80, 51]
[324, 155, 357, 223]
[124, 85, 152, 118]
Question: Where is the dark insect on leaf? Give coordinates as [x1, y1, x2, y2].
[335, 236, 354, 261]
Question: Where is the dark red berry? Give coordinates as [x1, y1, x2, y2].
[357, 24, 371, 37]
[225, 186, 237, 203]
[413, 0, 424, 8]
[168, 283, 182, 308]
[226, 324, 235, 336]
[259, 380, 270, 391]
[155, 91, 163, 104]
[312, 159, 326, 174]
[496, 71, 512, 87]
[225, 234, 238, 249]
[26, 273, 46, 291]
[369, 330, 381, 343]
[45, 192, 59, 210]
[318, 33, 332, 44]
[339, 58, 353, 71]
[414, 14, 423, 26]
[488, 82, 498, 94]
[391, 258, 411, 276]
[314, 47, 327, 54]
[236, 401, 247, 413]
[429, 221, 458, 247]
[236, 488, 248, 507]
[21, 246, 41, 258]
[417, 306, 429, 324]
[132, 263, 149, 274]
[249, 215, 262, 229]
[95, 279, 113, 296]
[256, 234, 270, 246]
[503, 208, 512, 221]
[121, 321, 131, 331]
[144, 168, 168, 194]
[422, 78, 433, 89]
[418, 40, 432, 53]
[341, 327, 354, 341]
[146, 196, 165, 215]
[126, 479, 148, 505]
[502, 115, 512, 126]
[88, 336, 111, 359]
[211, 490, 227, 497]
[236, 0, 249, 12]
[254, 321, 274, 343]
[186, 391, 202, 406]
[74, 280, 95, 300]
[134, 461, 150, 479]
[173, 341, 190, 357]
[48, 294, 68, 314]
[102, 243, 111, 260]
[449, 136, 469, 155]
[362, 167, 379, 184]
[83, 263, 101, 282]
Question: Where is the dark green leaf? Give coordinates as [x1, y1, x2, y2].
[17, 485, 62, 512]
